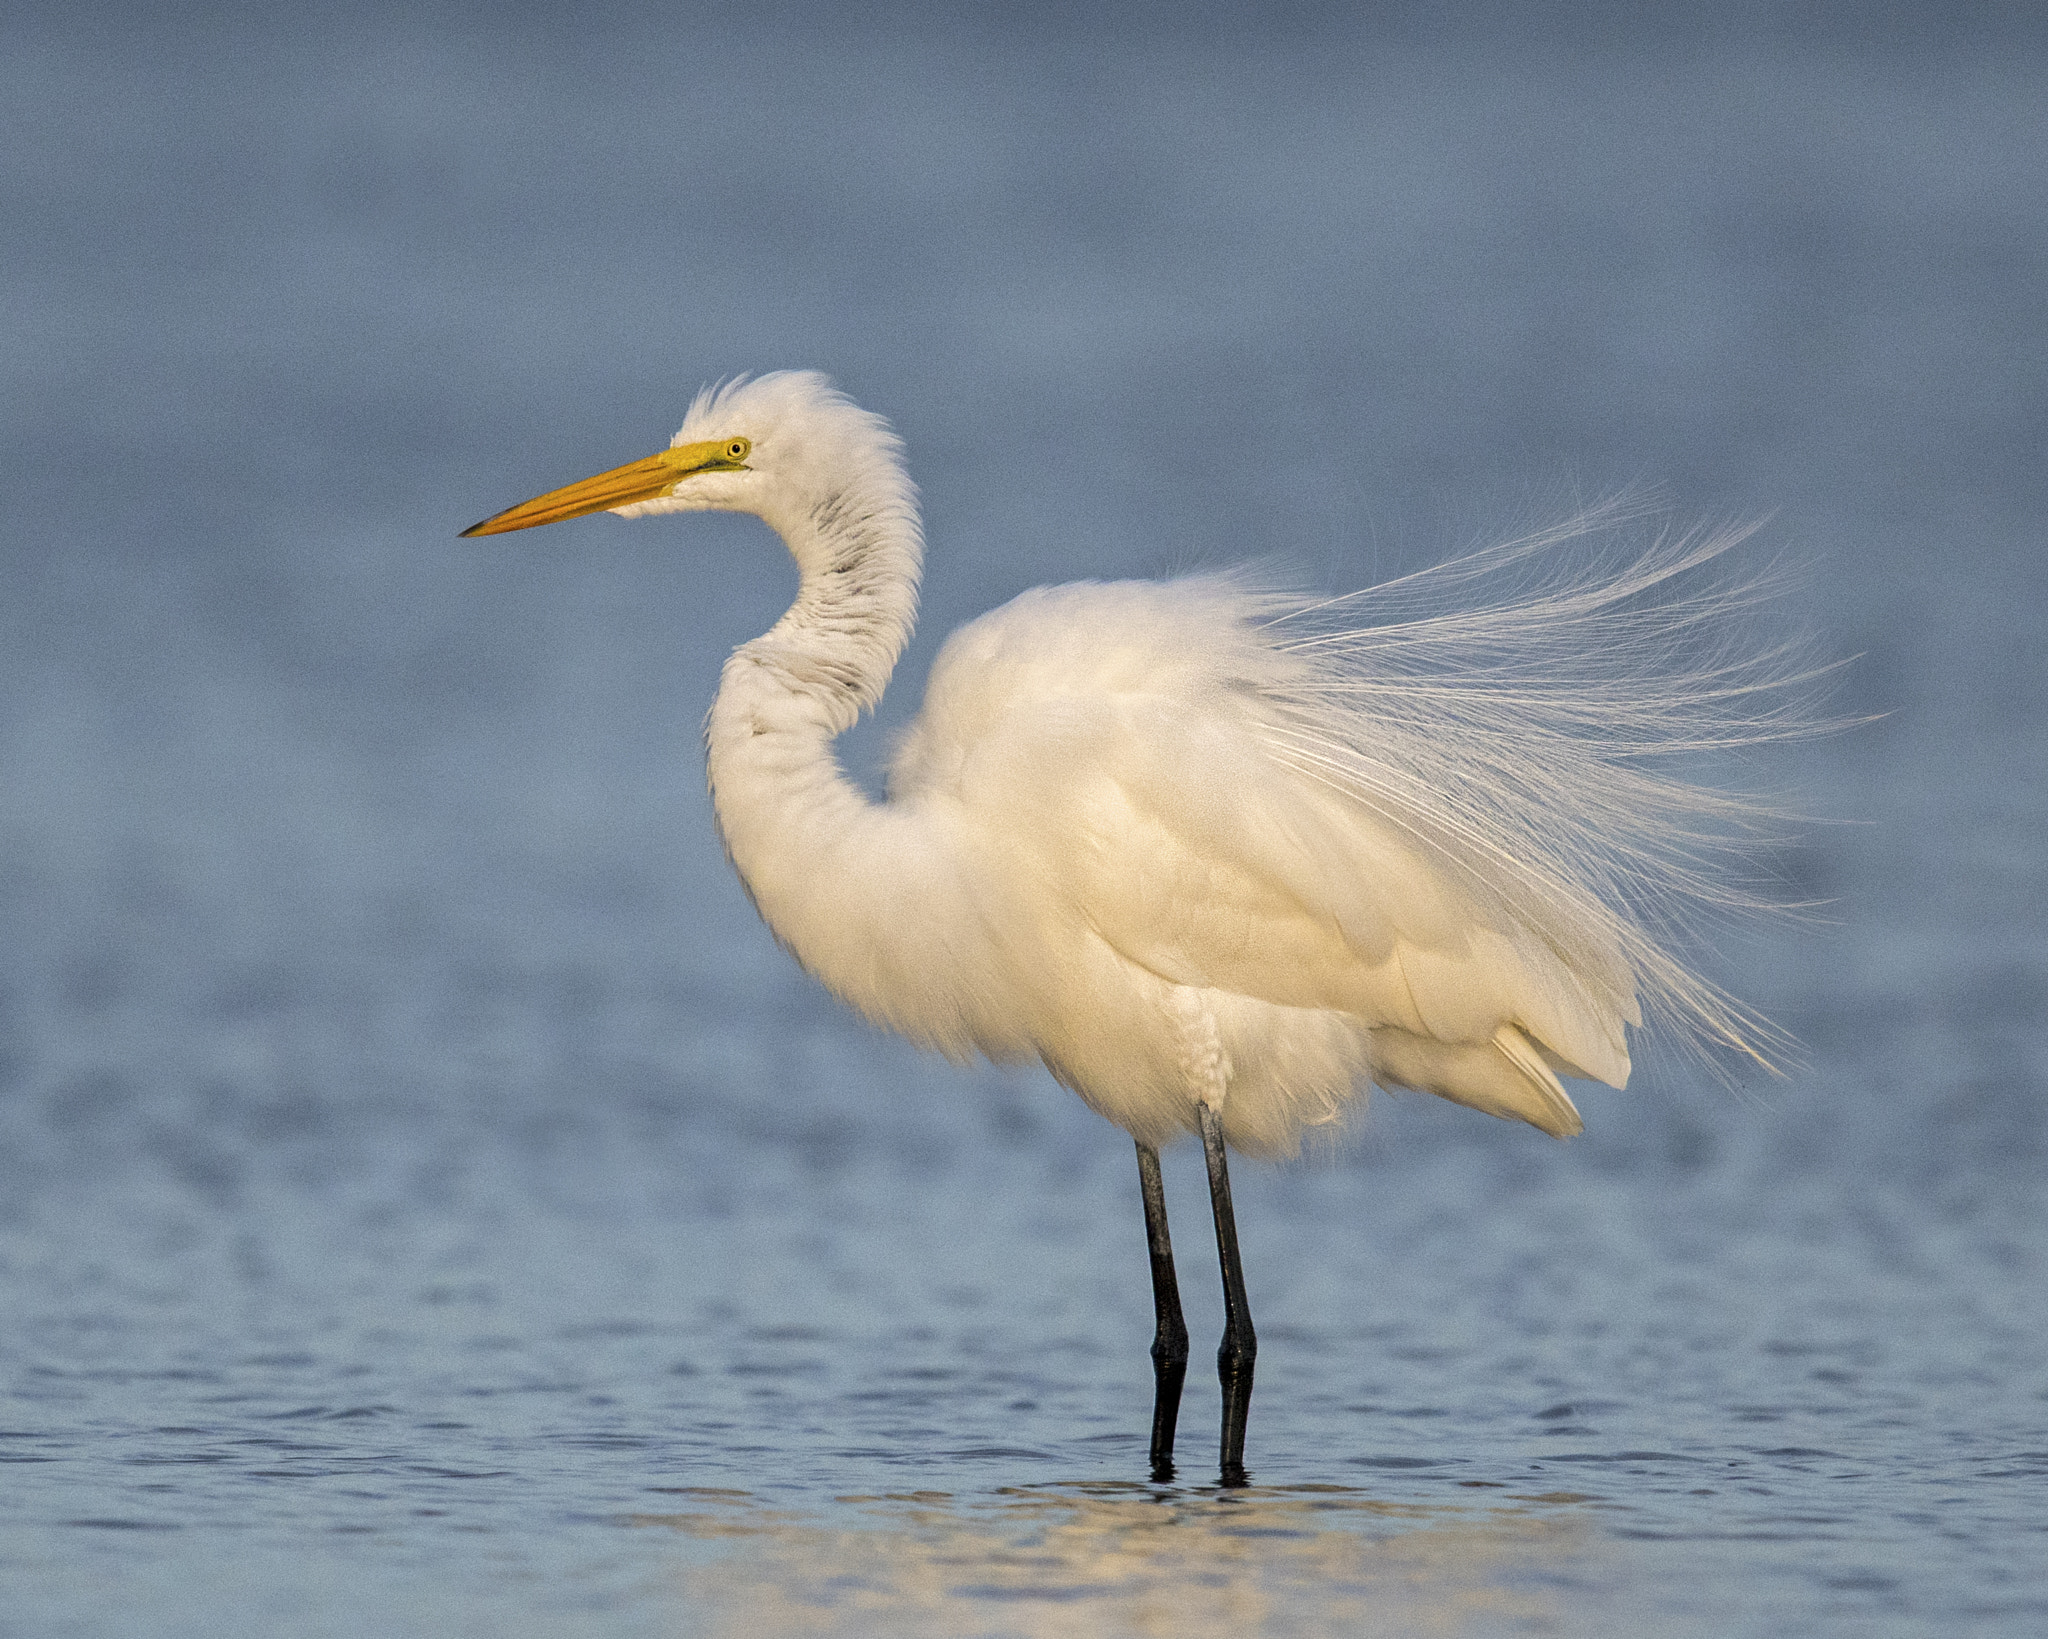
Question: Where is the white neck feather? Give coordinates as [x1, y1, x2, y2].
[732, 481, 922, 732]
[702, 461, 937, 1024]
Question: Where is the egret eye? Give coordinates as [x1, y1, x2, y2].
[725, 439, 750, 462]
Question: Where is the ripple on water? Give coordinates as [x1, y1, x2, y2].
[626, 1482, 1610, 1639]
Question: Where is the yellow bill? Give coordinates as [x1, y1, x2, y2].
[461, 436, 751, 537]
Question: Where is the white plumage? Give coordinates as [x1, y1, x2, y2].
[464, 369, 1813, 1477]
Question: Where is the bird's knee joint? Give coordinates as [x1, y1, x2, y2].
[1217, 1330, 1257, 1372]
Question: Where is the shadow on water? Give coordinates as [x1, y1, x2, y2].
[631, 1480, 1605, 1638]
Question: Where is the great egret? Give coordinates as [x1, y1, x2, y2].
[464, 371, 1810, 1485]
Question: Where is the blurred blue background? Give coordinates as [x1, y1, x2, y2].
[2, 4, 2043, 1635]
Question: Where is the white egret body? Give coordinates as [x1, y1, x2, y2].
[465, 371, 1803, 1481]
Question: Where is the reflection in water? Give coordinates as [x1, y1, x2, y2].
[636, 1482, 1605, 1638]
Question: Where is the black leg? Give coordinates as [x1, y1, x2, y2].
[1135, 1140, 1189, 1482]
[1200, 1104, 1257, 1486]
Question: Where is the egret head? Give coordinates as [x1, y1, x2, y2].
[460, 371, 914, 557]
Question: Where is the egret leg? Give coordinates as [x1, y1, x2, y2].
[1135, 1140, 1189, 1481]
[1199, 1104, 1257, 1486]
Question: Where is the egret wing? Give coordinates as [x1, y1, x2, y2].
[897, 584, 1632, 1091]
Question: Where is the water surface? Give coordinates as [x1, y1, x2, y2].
[2, 7, 2043, 1634]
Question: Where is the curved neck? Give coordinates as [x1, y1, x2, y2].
[736, 484, 923, 734]
[703, 483, 935, 1019]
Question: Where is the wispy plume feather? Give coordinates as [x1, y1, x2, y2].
[1250, 496, 1838, 1073]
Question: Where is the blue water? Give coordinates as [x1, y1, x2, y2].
[3, 7, 2045, 1634]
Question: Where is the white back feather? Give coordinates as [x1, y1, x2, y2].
[1249, 495, 1830, 1072]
